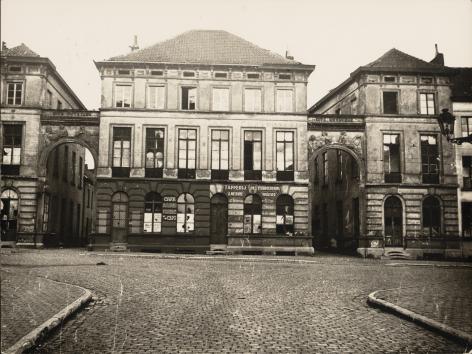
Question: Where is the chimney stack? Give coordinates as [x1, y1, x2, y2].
[129, 35, 139, 52]
[430, 43, 444, 66]
[285, 50, 294, 60]
[1, 41, 7, 51]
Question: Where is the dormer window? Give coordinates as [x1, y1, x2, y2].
[247, 73, 260, 79]
[384, 76, 396, 82]
[183, 71, 195, 78]
[118, 70, 131, 75]
[278, 73, 292, 80]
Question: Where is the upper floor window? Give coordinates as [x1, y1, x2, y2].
[420, 77, 433, 84]
[276, 131, 294, 181]
[183, 71, 195, 78]
[1, 124, 22, 175]
[178, 128, 197, 179]
[181, 87, 197, 110]
[46, 90, 53, 108]
[463, 156, 472, 190]
[384, 76, 396, 82]
[461, 117, 472, 137]
[244, 88, 262, 112]
[212, 87, 230, 111]
[7, 82, 23, 105]
[144, 192, 162, 233]
[247, 73, 260, 79]
[211, 129, 229, 180]
[276, 89, 293, 113]
[115, 84, 132, 108]
[147, 86, 165, 109]
[112, 127, 131, 177]
[383, 134, 401, 183]
[420, 135, 439, 184]
[278, 73, 292, 80]
[420, 93, 435, 115]
[244, 131, 262, 181]
[145, 128, 165, 178]
[151, 70, 163, 76]
[8, 66, 21, 72]
[214, 72, 227, 79]
[383, 91, 398, 114]
[177, 193, 194, 233]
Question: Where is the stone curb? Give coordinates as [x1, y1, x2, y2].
[386, 262, 472, 269]
[3, 278, 93, 354]
[367, 290, 472, 346]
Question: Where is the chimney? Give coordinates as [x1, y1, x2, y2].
[1, 41, 7, 51]
[129, 35, 139, 52]
[285, 50, 294, 60]
[430, 43, 444, 66]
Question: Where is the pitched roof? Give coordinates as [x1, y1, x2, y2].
[1, 43, 40, 57]
[363, 48, 442, 70]
[107, 30, 300, 66]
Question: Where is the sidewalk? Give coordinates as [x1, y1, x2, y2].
[0, 269, 91, 353]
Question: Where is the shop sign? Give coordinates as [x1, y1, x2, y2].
[224, 184, 281, 198]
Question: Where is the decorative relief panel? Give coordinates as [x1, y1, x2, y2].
[308, 131, 363, 158]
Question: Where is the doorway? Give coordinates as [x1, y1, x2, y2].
[384, 196, 403, 247]
[210, 194, 228, 244]
[1, 189, 18, 242]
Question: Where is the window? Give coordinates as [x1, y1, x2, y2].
[118, 70, 130, 75]
[183, 71, 195, 78]
[53, 149, 59, 178]
[78, 157, 83, 189]
[145, 128, 165, 178]
[57, 100, 62, 110]
[322, 152, 328, 186]
[144, 192, 162, 233]
[244, 88, 262, 112]
[384, 76, 396, 82]
[420, 77, 433, 84]
[461, 117, 472, 137]
[420, 135, 439, 184]
[462, 202, 472, 238]
[463, 156, 472, 190]
[46, 90, 53, 108]
[7, 82, 23, 105]
[384, 196, 403, 247]
[247, 73, 260, 79]
[383, 91, 398, 114]
[112, 127, 131, 177]
[278, 73, 291, 80]
[276, 131, 294, 181]
[215, 72, 227, 78]
[1, 124, 22, 175]
[9, 66, 21, 72]
[177, 193, 194, 233]
[243, 194, 262, 235]
[115, 85, 132, 108]
[211, 130, 229, 180]
[63, 146, 69, 182]
[336, 150, 343, 183]
[178, 129, 197, 179]
[383, 134, 401, 183]
[244, 131, 262, 180]
[422, 196, 441, 237]
[276, 195, 294, 235]
[212, 88, 229, 111]
[181, 87, 197, 110]
[276, 89, 293, 113]
[335, 108, 341, 115]
[112, 192, 128, 229]
[147, 86, 165, 109]
[420, 93, 436, 115]
[71, 151, 76, 185]
[151, 70, 163, 76]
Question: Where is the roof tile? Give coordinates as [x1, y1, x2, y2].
[1, 43, 40, 57]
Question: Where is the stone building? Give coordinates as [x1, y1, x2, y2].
[92, 30, 315, 254]
[0, 43, 97, 247]
[308, 48, 463, 259]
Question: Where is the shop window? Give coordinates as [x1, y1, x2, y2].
[276, 195, 294, 235]
[422, 196, 441, 237]
[276, 89, 293, 113]
[178, 129, 197, 179]
[112, 192, 128, 229]
[7, 82, 23, 105]
[244, 88, 262, 112]
[276, 131, 294, 181]
[463, 156, 472, 190]
[181, 87, 197, 110]
[147, 86, 165, 109]
[212, 87, 230, 111]
[420, 135, 439, 184]
[145, 128, 165, 178]
[211, 129, 229, 180]
[0, 189, 19, 239]
[420, 93, 436, 115]
[177, 193, 194, 233]
[115, 84, 132, 108]
[383, 134, 401, 183]
[144, 192, 162, 233]
[384, 196, 403, 247]
[112, 127, 131, 177]
[383, 91, 398, 114]
[243, 194, 262, 235]
[1, 124, 22, 175]
[244, 131, 262, 180]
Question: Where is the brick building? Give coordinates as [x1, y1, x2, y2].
[92, 30, 315, 254]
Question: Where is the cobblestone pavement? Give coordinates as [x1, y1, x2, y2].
[0, 267, 85, 351]
[1, 249, 471, 353]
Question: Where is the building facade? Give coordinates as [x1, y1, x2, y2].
[308, 48, 464, 259]
[92, 30, 315, 254]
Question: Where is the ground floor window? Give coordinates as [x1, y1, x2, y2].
[422, 195, 441, 237]
[177, 193, 194, 233]
[276, 194, 294, 235]
[144, 192, 162, 233]
[244, 194, 262, 234]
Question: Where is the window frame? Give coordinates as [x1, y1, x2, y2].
[275, 130, 295, 181]
[383, 133, 402, 183]
[462, 156, 472, 191]
[210, 129, 230, 180]
[144, 127, 166, 178]
[419, 92, 436, 115]
[176, 193, 195, 233]
[177, 128, 198, 179]
[420, 134, 440, 184]
[143, 192, 163, 233]
[1, 124, 23, 175]
[422, 195, 442, 237]
[114, 83, 133, 108]
[243, 130, 263, 181]
[243, 87, 263, 113]
[243, 194, 262, 235]
[382, 90, 399, 114]
[276, 194, 294, 235]
[111, 126, 132, 177]
[275, 88, 294, 113]
[180, 86, 198, 111]
[461, 117, 472, 137]
[146, 84, 166, 110]
[6, 81, 24, 106]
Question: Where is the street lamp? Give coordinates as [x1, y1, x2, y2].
[437, 108, 472, 145]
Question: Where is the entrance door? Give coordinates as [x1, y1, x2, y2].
[384, 196, 403, 247]
[111, 192, 128, 244]
[210, 194, 228, 244]
[0, 189, 19, 242]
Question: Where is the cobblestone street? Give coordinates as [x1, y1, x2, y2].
[1, 250, 471, 353]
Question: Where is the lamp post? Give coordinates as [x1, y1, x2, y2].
[437, 108, 472, 145]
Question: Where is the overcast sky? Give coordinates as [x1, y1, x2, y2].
[2, 0, 471, 110]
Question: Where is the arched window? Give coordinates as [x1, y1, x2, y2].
[243, 194, 262, 235]
[177, 193, 194, 233]
[1, 189, 19, 233]
[112, 192, 128, 229]
[384, 196, 403, 246]
[144, 192, 162, 233]
[423, 196, 441, 236]
[276, 195, 294, 235]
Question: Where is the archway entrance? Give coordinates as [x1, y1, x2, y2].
[210, 194, 228, 244]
